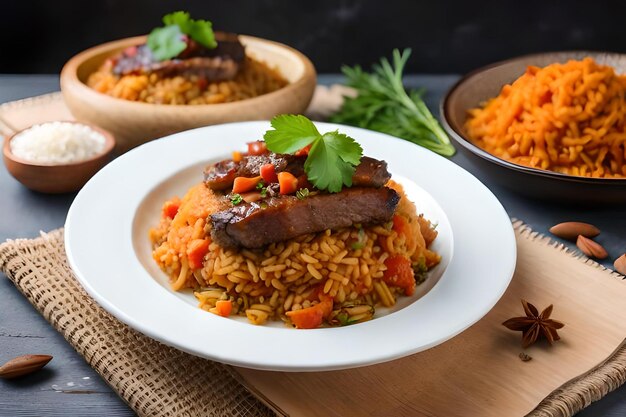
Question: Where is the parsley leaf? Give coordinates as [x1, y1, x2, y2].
[264, 115, 363, 193]
[296, 188, 310, 200]
[263, 115, 321, 154]
[187, 19, 217, 49]
[305, 132, 362, 192]
[230, 193, 243, 205]
[147, 25, 187, 61]
[147, 11, 217, 61]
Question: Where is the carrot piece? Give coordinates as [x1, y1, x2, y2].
[211, 300, 233, 317]
[232, 151, 243, 162]
[260, 163, 278, 183]
[286, 299, 333, 329]
[383, 255, 415, 296]
[187, 238, 210, 270]
[278, 172, 298, 195]
[232, 176, 262, 194]
[162, 199, 180, 219]
[240, 191, 263, 203]
[247, 141, 268, 156]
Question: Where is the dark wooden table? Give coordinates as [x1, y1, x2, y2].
[1, 74, 624, 417]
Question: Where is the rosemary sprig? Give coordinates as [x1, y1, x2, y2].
[330, 49, 455, 157]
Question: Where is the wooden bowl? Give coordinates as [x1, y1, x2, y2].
[60, 35, 317, 153]
[3, 122, 115, 193]
[441, 51, 626, 205]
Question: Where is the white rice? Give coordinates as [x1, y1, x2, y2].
[10, 121, 106, 164]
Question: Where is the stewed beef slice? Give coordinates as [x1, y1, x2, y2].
[210, 186, 400, 248]
[113, 32, 245, 81]
[204, 155, 390, 190]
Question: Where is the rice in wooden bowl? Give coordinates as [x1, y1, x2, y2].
[61, 35, 316, 152]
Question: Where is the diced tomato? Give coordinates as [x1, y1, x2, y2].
[124, 46, 137, 57]
[212, 300, 232, 317]
[187, 239, 210, 270]
[278, 172, 298, 195]
[294, 144, 312, 157]
[383, 255, 415, 296]
[286, 299, 333, 329]
[247, 141, 268, 156]
[197, 77, 208, 90]
[232, 176, 262, 194]
[260, 163, 278, 183]
[162, 199, 181, 219]
[296, 174, 313, 190]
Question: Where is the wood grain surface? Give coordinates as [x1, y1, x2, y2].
[236, 228, 626, 417]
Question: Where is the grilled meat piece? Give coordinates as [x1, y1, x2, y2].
[112, 32, 245, 81]
[211, 187, 400, 248]
[204, 155, 391, 190]
[205, 154, 303, 190]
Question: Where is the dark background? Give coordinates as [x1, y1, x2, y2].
[3, 0, 626, 74]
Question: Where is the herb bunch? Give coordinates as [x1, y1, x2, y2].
[330, 49, 455, 157]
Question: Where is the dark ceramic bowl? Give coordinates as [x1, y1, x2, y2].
[441, 51, 626, 205]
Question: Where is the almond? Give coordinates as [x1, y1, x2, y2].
[550, 222, 600, 240]
[0, 354, 52, 379]
[615, 254, 626, 275]
[576, 235, 608, 259]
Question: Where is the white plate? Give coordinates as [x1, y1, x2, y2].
[65, 121, 516, 371]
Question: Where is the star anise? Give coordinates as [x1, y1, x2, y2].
[502, 300, 565, 348]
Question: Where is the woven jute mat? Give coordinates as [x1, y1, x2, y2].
[2, 223, 626, 416]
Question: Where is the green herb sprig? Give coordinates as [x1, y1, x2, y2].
[330, 49, 455, 157]
[147, 11, 217, 61]
[264, 115, 363, 193]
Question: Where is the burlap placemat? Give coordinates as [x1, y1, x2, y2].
[0, 229, 274, 417]
[2, 223, 626, 416]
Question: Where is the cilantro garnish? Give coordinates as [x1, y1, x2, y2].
[263, 115, 363, 193]
[147, 11, 217, 61]
[230, 193, 243, 205]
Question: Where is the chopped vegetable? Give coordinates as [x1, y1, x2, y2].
[240, 191, 263, 203]
[247, 141, 268, 156]
[294, 144, 312, 156]
[232, 176, 263, 194]
[296, 188, 310, 200]
[383, 255, 415, 296]
[147, 11, 217, 61]
[278, 171, 298, 195]
[232, 151, 243, 162]
[350, 227, 366, 250]
[330, 49, 455, 157]
[264, 114, 363, 193]
[259, 163, 278, 183]
[286, 299, 333, 329]
[162, 199, 181, 219]
[230, 193, 243, 205]
[210, 300, 232, 317]
[186, 238, 210, 269]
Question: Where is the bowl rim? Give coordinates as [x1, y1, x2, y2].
[60, 34, 317, 111]
[440, 50, 626, 185]
[3, 121, 116, 168]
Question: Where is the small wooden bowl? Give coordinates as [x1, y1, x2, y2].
[3, 122, 115, 193]
[61, 35, 317, 153]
